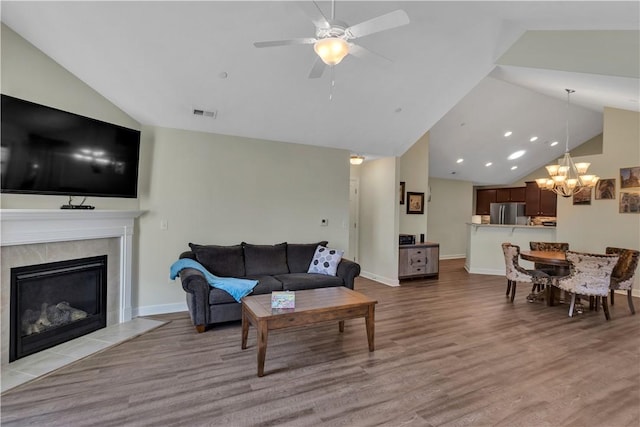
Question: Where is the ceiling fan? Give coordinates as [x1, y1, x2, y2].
[253, 0, 410, 79]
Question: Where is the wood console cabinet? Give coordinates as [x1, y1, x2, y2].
[399, 242, 439, 280]
[525, 181, 557, 216]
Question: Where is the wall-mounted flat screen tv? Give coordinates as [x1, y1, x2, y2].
[1, 94, 140, 198]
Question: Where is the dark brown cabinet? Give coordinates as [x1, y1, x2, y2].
[475, 189, 496, 215]
[477, 187, 525, 214]
[525, 181, 557, 216]
[496, 187, 526, 203]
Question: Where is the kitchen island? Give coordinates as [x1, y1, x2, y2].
[465, 223, 557, 275]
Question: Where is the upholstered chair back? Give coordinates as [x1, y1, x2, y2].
[605, 247, 640, 291]
[502, 243, 533, 282]
[529, 242, 569, 252]
[558, 251, 620, 297]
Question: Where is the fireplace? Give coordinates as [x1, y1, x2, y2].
[10, 255, 108, 362]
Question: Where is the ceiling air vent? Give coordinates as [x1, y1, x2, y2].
[193, 108, 217, 119]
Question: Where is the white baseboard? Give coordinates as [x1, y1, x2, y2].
[359, 270, 400, 287]
[464, 266, 504, 275]
[134, 302, 188, 317]
[440, 254, 466, 260]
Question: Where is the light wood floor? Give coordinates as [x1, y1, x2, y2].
[2, 259, 639, 427]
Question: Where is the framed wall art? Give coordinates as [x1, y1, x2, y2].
[620, 166, 640, 189]
[595, 178, 615, 200]
[573, 186, 591, 205]
[620, 192, 640, 213]
[406, 192, 424, 214]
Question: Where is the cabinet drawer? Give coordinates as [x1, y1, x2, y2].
[399, 244, 440, 279]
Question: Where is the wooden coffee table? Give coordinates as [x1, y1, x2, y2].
[241, 286, 377, 377]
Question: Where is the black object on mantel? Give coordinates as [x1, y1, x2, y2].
[420, 233, 425, 243]
[60, 204, 95, 210]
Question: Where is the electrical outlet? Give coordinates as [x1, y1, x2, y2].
[160, 219, 168, 230]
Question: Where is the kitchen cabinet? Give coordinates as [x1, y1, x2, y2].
[475, 189, 496, 215]
[399, 242, 439, 280]
[525, 181, 557, 216]
[496, 187, 526, 202]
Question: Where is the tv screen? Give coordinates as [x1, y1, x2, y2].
[1, 94, 140, 198]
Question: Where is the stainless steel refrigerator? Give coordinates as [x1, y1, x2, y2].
[490, 202, 526, 224]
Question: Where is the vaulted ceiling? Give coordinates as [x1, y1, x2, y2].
[2, 1, 638, 185]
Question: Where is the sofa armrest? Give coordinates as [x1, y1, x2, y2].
[336, 258, 361, 289]
[179, 267, 209, 331]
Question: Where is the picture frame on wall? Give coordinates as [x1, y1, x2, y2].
[595, 178, 615, 200]
[573, 186, 591, 205]
[400, 181, 405, 205]
[406, 192, 424, 214]
[619, 192, 640, 213]
[620, 166, 640, 189]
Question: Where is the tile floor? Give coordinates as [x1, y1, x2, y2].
[1, 317, 166, 393]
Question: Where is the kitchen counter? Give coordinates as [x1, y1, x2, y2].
[467, 223, 555, 229]
[465, 223, 557, 275]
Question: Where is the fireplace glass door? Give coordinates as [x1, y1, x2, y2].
[10, 255, 107, 361]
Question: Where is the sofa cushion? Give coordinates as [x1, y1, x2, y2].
[287, 241, 328, 273]
[243, 242, 289, 276]
[308, 246, 344, 276]
[208, 275, 283, 305]
[275, 273, 343, 291]
[189, 243, 245, 277]
[244, 275, 284, 294]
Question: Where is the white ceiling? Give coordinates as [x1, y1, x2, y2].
[2, 1, 639, 185]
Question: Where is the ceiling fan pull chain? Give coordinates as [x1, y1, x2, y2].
[329, 67, 335, 101]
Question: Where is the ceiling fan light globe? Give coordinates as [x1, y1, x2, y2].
[314, 37, 349, 65]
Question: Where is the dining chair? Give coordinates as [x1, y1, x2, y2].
[605, 247, 639, 315]
[552, 251, 620, 320]
[501, 243, 551, 303]
[529, 242, 569, 276]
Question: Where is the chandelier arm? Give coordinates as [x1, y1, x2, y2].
[536, 88, 594, 198]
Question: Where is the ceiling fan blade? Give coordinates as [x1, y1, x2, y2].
[348, 43, 393, 64]
[346, 9, 410, 39]
[308, 56, 326, 79]
[295, 0, 330, 29]
[254, 38, 317, 48]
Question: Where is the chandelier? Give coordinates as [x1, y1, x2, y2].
[535, 89, 599, 198]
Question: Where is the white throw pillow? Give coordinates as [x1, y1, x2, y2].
[307, 245, 344, 276]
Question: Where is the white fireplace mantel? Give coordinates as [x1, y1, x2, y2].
[0, 209, 145, 323]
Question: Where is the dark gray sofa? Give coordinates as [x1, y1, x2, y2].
[178, 241, 361, 332]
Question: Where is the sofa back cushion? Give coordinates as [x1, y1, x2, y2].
[243, 242, 289, 276]
[287, 241, 328, 273]
[188, 243, 245, 277]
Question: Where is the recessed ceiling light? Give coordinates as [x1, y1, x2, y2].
[456, 158, 464, 163]
[511, 166, 518, 170]
[508, 150, 525, 160]
[530, 136, 538, 142]
[504, 131, 512, 137]
[550, 141, 559, 146]
[485, 162, 492, 167]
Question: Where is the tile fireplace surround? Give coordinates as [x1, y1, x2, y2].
[0, 209, 164, 392]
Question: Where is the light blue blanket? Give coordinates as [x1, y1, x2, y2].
[169, 258, 258, 302]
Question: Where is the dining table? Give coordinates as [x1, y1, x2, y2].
[520, 250, 570, 306]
